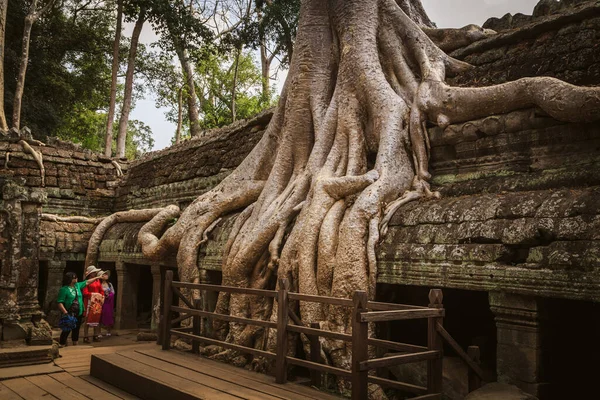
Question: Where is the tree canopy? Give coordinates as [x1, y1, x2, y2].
[1, 0, 300, 158]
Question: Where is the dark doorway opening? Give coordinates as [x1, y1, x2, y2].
[540, 298, 599, 400]
[376, 284, 497, 378]
[137, 265, 153, 329]
[64, 260, 85, 280]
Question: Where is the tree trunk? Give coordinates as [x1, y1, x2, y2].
[231, 47, 241, 122]
[12, 0, 38, 131]
[11, 0, 57, 131]
[104, 0, 123, 157]
[259, 41, 271, 103]
[115, 7, 146, 159]
[176, 46, 201, 137]
[175, 85, 183, 144]
[0, 0, 9, 131]
[116, 1, 599, 397]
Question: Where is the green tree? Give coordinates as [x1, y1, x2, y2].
[3, 0, 114, 140]
[195, 50, 270, 129]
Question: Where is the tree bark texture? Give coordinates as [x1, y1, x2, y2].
[86, 0, 600, 397]
[231, 47, 241, 122]
[176, 85, 183, 144]
[116, 7, 146, 159]
[0, 0, 8, 131]
[177, 46, 202, 137]
[104, 0, 123, 157]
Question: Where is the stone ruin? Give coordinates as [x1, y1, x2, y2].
[1, 1, 599, 398]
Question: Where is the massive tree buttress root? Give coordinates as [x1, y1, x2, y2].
[125, 0, 599, 397]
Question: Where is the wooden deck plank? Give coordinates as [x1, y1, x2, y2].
[138, 349, 342, 400]
[91, 353, 240, 400]
[80, 376, 141, 400]
[49, 373, 121, 400]
[138, 349, 319, 400]
[118, 350, 283, 400]
[0, 363, 63, 380]
[3, 377, 59, 400]
[25, 375, 88, 400]
[0, 382, 24, 400]
[71, 371, 92, 377]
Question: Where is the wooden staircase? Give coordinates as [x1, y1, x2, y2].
[90, 348, 342, 400]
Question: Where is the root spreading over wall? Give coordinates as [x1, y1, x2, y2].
[87, 0, 600, 397]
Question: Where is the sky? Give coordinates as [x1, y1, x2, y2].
[129, 0, 540, 152]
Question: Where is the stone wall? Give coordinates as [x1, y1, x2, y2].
[0, 137, 124, 261]
[451, 2, 600, 87]
[0, 134, 126, 333]
[114, 111, 271, 211]
[0, 177, 51, 343]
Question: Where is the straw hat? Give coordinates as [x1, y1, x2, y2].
[85, 265, 101, 277]
[97, 270, 110, 278]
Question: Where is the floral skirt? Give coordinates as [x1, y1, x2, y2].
[86, 293, 105, 327]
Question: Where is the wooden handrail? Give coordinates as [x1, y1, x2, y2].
[368, 376, 428, 395]
[171, 313, 193, 325]
[172, 282, 277, 298]
[360, 350, 441, 371]
[367, 301, 427, 311]
[170, 330, 277, 360]
[171, 306, 277, 329]
[361, 308, 445, 323]
[286, 357, 352, 378]
[367, 337, 429, 353]
[288, 292, 354, 307]
[436, 323, 488, 382]
[287, 324, 352, 342]
[162, 280, 450, 399]
[172, 286, 194, 309]
[410, 394, 442, 400]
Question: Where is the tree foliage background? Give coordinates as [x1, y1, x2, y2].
[2, 0, 299, 158]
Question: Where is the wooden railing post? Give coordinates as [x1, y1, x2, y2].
[161, 270, 174, 350]
[467, 346, 482, 392]
[352, 291, 368, 400]
[275, 278, 290, 384]
[309, 322, 322, 388]
[192, 298, 202, 354]
[427, 289, 444, 394]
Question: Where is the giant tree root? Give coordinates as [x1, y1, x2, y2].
[90, 0, 600, 397]
[19, 140, 45, 187]
[41, 214, 104, 224]
[85, 207, 177, 268]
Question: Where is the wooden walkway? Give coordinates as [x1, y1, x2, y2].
[0, 342, 341, 399]
[0, 343, 156, 399]
[91, 348, 342, 400]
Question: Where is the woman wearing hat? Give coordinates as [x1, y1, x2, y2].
[56, 271, 102, 347]
[82, 265, 105, 342]
[99, 270, 115, 337]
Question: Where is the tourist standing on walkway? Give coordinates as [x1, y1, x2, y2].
[99, 270, 115, 337]
[57, 272, 102, 347]
[82, 265, 104, 342]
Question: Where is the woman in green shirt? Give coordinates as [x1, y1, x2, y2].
[57, 271, 101, 346]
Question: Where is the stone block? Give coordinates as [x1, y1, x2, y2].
[45, 176, 58, 187]
[497, 343, 540, 383]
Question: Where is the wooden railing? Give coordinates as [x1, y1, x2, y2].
[159, 270, 487, 399]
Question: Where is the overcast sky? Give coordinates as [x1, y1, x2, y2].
[130, 0, 540, 151]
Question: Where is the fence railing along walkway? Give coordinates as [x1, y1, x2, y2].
[159, 270, 487, 400]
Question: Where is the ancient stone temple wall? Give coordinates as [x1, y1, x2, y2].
[113, 111, 271, 211]
[0, 1, 597, 396]
[0, 136, 124, 341]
